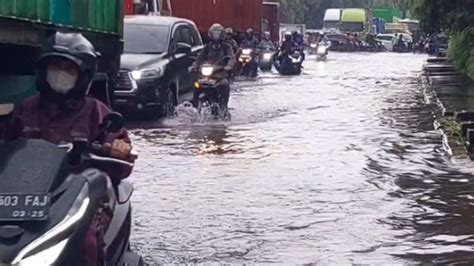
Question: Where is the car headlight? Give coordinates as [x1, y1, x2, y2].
[201, 66, 214, 77]
[12, 185, 90, 265]
[263, 53, 273, 60]
[242, 49, 252, 55]
[131, 68, 163, 80]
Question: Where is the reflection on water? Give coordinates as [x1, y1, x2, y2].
[129, 53, 474, 264]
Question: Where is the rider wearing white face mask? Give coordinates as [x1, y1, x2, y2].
[6, 32, 134, 265]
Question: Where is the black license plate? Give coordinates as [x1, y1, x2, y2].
[0, 193, 50, 221]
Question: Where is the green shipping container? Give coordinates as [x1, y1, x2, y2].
[0, 0, 122, 34]
[373, 7, 403, 23]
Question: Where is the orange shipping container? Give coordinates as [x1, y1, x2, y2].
[164, 0, 262, 35]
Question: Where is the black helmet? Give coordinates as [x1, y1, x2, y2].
[36, 32, 98, 102]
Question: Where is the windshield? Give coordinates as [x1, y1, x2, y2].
[377, 35, 394, 41]
[124, 24, 170, 54]
[323, 21, 340, 29]
[341, 22, 364, 32]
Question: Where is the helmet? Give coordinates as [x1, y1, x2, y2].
[284, 31, 292, 41]
[246, 28, 254, 35]
[36, 32, 98, 102]
[208, 23, 225, 41]
[264, 31, 271, 40]
[225, 27, 234, 35]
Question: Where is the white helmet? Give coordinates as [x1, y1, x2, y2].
[208, 23, 225, 41]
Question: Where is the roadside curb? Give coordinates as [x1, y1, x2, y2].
[422, 57, 474, 159]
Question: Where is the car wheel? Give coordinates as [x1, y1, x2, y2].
[161, 86, 177, 117]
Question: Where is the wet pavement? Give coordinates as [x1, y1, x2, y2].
[127, 52, 474, 264]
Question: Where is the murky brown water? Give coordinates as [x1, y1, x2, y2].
[128, 53, 474, 264]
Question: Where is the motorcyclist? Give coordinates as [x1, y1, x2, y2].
[191, 23, 235, 109]
[240, 28, 259, 49]
[224, 27, 239, 55]
[365, 33, 377, 47]
[277, 31, 297, 68]
[5, 32, 134, 265]
[318, 33, 331, 46]
[257, 31, 276, 51]
[237, 28, 259, 78]
[292, 31, 305, 61]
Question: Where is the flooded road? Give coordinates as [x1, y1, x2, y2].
[128, 53, 474, 264]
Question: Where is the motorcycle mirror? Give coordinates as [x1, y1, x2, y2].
[102, 112, 125, 133]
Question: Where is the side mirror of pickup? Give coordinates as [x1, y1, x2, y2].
[176, 42, 192, 54]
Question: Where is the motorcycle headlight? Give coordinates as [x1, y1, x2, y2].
[263, 53, 273, 60]
[317, 47, 327, 54]
[242, 49, 252, 55]
[130, 68, 163, 80]
[310, 43, 317, 48]
[12, 185, 90, 265]
[201, 66, 214, 77]
[15, 238, 69, 266]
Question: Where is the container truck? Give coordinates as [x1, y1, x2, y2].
[162, 0, 263, 39]
[0, 0, 124, 108]
[341, 8, 367, 33]
[262, 2, 280, 43]
[323, 9, 342, 31]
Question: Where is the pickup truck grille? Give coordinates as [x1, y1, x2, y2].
[113, 71, 133, 91]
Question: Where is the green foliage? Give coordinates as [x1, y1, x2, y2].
[413, 0, 474, 79]
[449, 28, 474, 79]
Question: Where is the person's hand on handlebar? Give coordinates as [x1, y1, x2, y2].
[105, 139, 133, 160]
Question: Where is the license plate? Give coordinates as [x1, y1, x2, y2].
[0, 193, 50, 221]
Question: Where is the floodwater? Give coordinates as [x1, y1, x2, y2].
[128, 53, 474, 264]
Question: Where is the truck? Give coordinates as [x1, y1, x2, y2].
[323, 9, 342, 31]
[373, 7, 403, 23]
[341, 8, 367, 33]
[0, 0, 124, 108]
[262, 2, 280, 43]
[161, 0, 262, 39]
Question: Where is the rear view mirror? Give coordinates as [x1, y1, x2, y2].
[176, 42, 192, 54]
[102, 112, 124, 133]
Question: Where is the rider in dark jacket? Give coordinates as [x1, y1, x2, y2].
[224, 27, 239, 55]
[280, 31, 296, 57]
[192, 24, 235, 109]
[237, 28, 259, 78]
[5, 32, 134, 266]
[240, 28, 259, 49]
[292, 31, 305, 61]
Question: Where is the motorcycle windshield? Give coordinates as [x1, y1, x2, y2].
[0, 139, 69, 193]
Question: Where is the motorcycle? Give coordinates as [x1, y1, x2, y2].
[194, 63, 231, 120]
[278, 50, 303, 76]
[236, 48, 258, 78]
[316, 44, 330, 61]
[308, 42, 319, 55]
[0, 113, 143, 266]
[258, 49, 276, 71]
